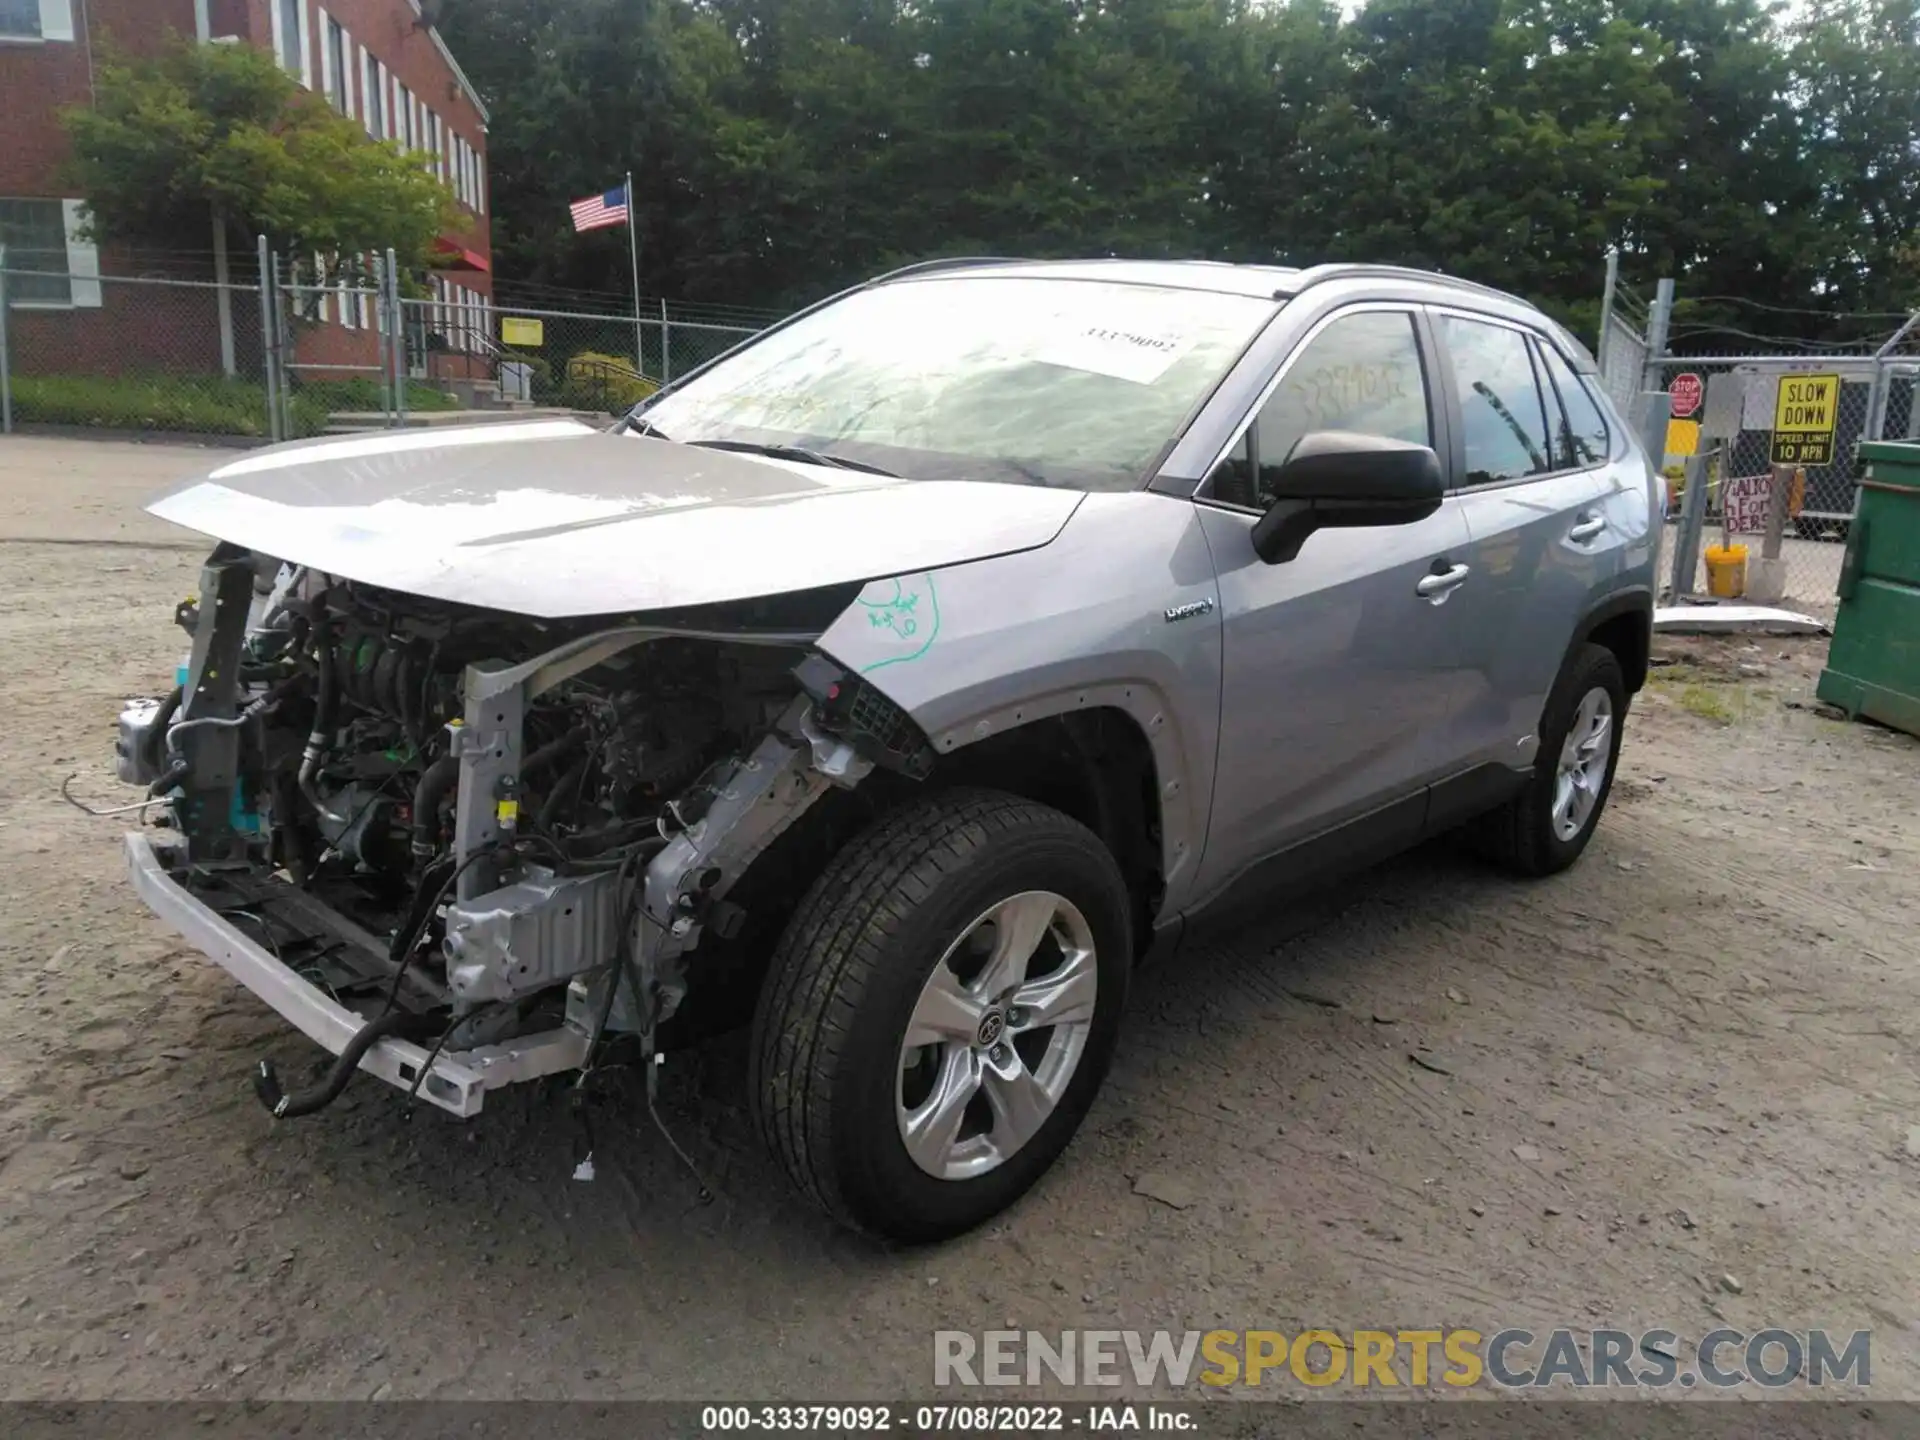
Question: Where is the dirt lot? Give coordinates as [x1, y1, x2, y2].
[2, 433, 1918, 1404]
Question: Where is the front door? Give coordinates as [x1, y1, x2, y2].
[1190, 306, 1474, 906]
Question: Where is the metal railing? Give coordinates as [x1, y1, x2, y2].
[437, 299, 757, 412]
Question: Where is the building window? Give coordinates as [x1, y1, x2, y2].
[0, 0, 42, 38]
[324, 18, 348, 114]
[396, 83, 413, 148]
[362, 52, 384, 139]
[276, 0, 303, 76]
[0, 198, 73, 305]
[2, 0, 72, 40]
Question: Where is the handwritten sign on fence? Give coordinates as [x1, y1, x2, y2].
[1722, 473, 1774, 534]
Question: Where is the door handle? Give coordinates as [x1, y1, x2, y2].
[1416, 563, 1471, 599]
[1568, 514, 1606, 542]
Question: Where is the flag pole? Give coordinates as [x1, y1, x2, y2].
[625, 172, 644, 377]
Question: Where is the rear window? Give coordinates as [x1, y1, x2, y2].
[1438, 315, 1554, 484]
[1536, 342, 1611, 469]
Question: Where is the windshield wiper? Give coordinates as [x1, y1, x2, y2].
[616, 414, 671, 440]
[685, 439, 898, 478]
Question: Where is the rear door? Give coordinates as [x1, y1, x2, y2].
[1190, 305, 1474, 904]
[1429, 309, 1620, 819]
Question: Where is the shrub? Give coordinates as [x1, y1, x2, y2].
[294, 377, 459, 413]
[561, 350, 657, 412]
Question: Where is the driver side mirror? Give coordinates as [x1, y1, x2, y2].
[1249, 431, 1445, 564]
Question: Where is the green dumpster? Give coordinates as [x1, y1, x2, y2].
[1816, 440, 1920, 737]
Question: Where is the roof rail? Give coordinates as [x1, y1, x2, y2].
[1289, 263, 1536, 308]
[869, 256, 1024, 284]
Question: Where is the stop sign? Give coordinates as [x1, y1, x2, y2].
[1669, 372, 1704, 418]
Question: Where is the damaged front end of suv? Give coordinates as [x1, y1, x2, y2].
[120, 507, 938, 1128]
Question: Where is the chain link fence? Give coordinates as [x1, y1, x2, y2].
[0, 265, 286, 438]
[430, 300, 758, 416]
[1648, 351, 1915, 612]
[1594, 266, 1651, 417]
[1595, 251, 1920, 614]
[1, 244, 764, 443]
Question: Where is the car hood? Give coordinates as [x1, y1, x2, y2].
[145, 420, 1085, 618]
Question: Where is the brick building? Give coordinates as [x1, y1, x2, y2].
[0, 0, 493, 387]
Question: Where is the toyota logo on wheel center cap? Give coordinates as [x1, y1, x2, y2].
[976, 1011, 1006, 1048]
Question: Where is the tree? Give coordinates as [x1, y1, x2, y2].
[63, 38, 459, 272]
[437, 0, 1920, 334]
[1786, 0, 1920, 314]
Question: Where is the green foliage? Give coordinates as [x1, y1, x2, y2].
[11, 373, 328, 438]
[437, 0, 1920, 342]
[63, 39, 461, 270]
[561, 351, 658, 411]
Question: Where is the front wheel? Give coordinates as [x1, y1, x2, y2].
[751, 790, 1131, 1241]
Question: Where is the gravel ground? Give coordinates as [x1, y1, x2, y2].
[2, 434, 1918, 1406]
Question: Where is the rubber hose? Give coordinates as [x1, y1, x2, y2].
[141, 686, 183, 779]
[372, 646, 402, 716]
[271, 771, 314, 883]
[146, 756, 190, 797]
[297, 616, 336, 812]
[397, 652, 420, 744]
[409, 753, 461, 862]
[537, 757, 587, 831]
[252, 1009, 423, 1119]
[522, 728, 584, 779]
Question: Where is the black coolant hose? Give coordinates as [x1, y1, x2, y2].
[296, 614, 337, 812]
[409, 753, 461, 865]
[140, 686, 184, 779]
[252, 1009, 428, 1119]
[409, 729, 581, 865]
[522, 728, 585, 780]
[537, 757, 588, 831]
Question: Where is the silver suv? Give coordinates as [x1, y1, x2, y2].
[117, 259, 1655, 1241]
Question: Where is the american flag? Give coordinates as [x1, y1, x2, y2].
[569, 183, 630, 233]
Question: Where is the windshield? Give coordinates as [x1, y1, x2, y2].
[636, 276, 1275, 491]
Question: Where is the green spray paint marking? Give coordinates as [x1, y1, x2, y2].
[857, 573, 941, 673]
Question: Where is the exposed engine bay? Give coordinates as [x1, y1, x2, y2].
[117, 544, 932, 1121]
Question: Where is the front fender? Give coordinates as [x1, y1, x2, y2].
[816, 491, 1224, 917]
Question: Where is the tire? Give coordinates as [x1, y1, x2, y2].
[1474, 643, 1627, 877]
[750, 788, 1131, 1242]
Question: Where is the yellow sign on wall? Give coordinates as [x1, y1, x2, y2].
[1770, 373, 1837, 465]
[500, 316, 545, 348]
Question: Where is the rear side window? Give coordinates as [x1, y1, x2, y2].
[1535, 342, 1611, 469]
[1208, 310, 1431, 509]
[1439, 315, 1553, 484]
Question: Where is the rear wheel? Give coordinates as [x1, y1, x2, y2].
[1475, 643, 1626, 877]
[751, 789, 1131, 1241]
